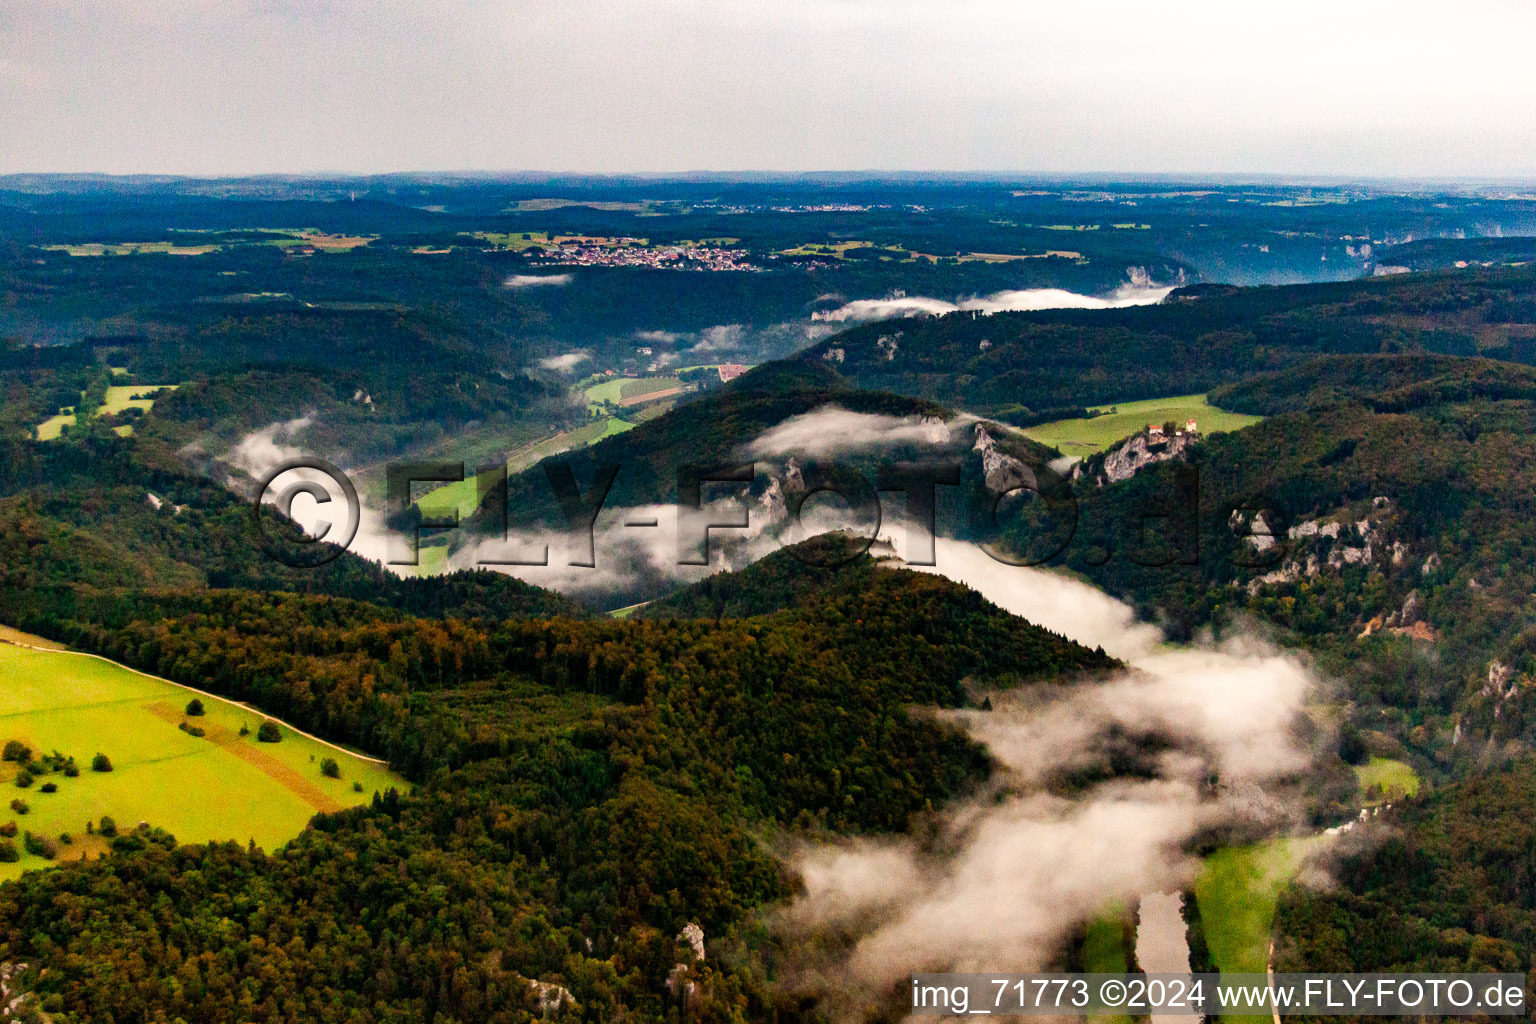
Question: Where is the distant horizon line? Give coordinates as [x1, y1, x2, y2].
[4, 169, 1536, 188]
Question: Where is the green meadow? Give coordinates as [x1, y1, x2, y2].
[1082, 914, 1135, 1024]
[583, 374, 686, 412]
[0, 641, 401, 882]
[100, 383, 176, 415]
[35, 382, 179, 440]
[1023, 394, 1263, 454]
[1193, 839, 1319, 1021]
[406, 415, 634, 576]
[1355, 756, 1420, 805]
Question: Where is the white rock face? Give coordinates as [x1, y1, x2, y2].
[1, 962, 34, 1020]
[1099, 430, 1196, 484]
[1289, 519, 1342, 539]
[527, 979, 574, 1017]
[972, 424, 1035, 493]
[1483, 660, 1517, 701]
[677, 922, 705, 961]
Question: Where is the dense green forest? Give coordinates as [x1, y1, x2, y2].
[0, 532, 1112, 1023]
[800, 266, 1536, 413]
[1010, 354, 1536, 751]
[0, 434, 585, 620]
[1276, 758, 1536, 974]
[8, 175, 1536, 1015]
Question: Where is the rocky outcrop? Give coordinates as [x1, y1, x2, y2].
[667, 923, 707, 1013]
[1245, 503, 1435, 639]
[1482, 660, 1517, 702]
[972, 424, 1035, 493]
[526, 979, 574, 1018]
[1, 961, 35, 1022]
[677, 922, 705, 962]
[1097, 429, 1197, 484]
[1289, 519, 1342, 540]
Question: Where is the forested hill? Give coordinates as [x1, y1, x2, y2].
[797, 265, 1536, 414]
[0, 433, 588, 621]
[0, 535, 1113, 1023]
[488, 360, 1054, 528]
[1211, 351, 1536, 415]
[972, 351, 1536, 978]
[1276, 756, 1536, 974]
[638, 532, 1118, 682]
[638, 533, 895, 619]
[1002, 352, 1536, 786]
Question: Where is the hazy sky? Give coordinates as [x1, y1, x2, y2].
[4, 0, 1535, 177]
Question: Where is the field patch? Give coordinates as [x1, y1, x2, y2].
[1023, 394, 1263, 454]
[619, 376, 682, 401]
[0, 643, 401, 882]
[619, 386, 683, 407]
[1193, 837, 1321, 1022]
[35, 411, 75, 441]
[1195, 842, 1297, 975]
[35, 382, 179, 441]
[99, 383, 177, 416]
[1355, 756, 1419, 804]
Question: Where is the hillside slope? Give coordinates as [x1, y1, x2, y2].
[799, 265, 1536, 413]
[0, 534, 1116, 1023]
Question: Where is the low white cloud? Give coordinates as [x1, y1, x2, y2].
[538, 352, 591, 372]
[635, 329, 683, 345]
[692, 323, 748, 352]
[226, 416, 400, 566]
[812, 283, 1174, 323]
[632, 320, 838, 363]
[226, 414, 313, 477]
[745, 406, 958, 460]
[458, 473, 894, 604]
[777, 537, 1326, 1006]
[504, 273, 573, 288]
[915, 538, 1162, 660]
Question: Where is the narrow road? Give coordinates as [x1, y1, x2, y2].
[1267, 939, 1281, 1024]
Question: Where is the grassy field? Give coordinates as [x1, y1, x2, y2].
[583, 378, 630, 409]
[1022, 394, 1263, 454]
[584, 375, 696, 413]
[1355, 756, 1420, 804]
[35, 410, 75, 440]
[1193, 840, 1315, 1022]
[404, 416, 637, 577]
[42, 242, 220, 256]
[36, 382, 178, 440]
[99, 383, 177, 415]
[594, 417, 635, 439]
[1082, 915, 1130, 972]
[1194, 840, 1317, 976]
[0, 641, 402, 882]
[619, 376, 682, 401]
[1081, 914, 1135, 1024]
[630, 400, 674, 424]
